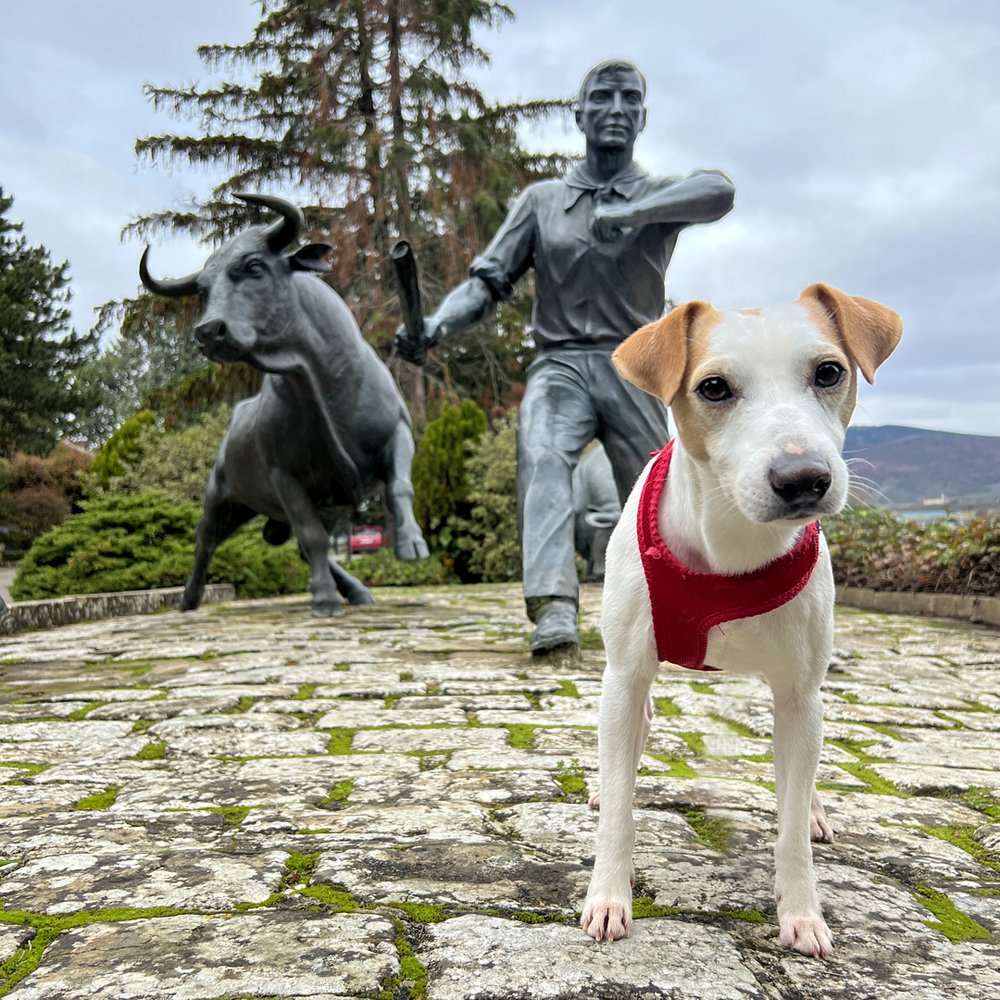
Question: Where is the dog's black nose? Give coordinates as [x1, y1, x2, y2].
[769, 453, 832, 507]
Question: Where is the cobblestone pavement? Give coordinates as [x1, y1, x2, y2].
[0, 584, 998, 999]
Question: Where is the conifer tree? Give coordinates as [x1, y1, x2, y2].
[129, 0, 569, 417]
[0, 187, 97, 456]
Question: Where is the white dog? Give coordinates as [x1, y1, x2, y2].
[581, 283, 903, 958]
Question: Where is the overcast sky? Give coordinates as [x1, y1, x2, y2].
[3, 1, 998, 436]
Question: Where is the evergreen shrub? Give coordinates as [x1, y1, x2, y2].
[826, 507, 999, 596]
[11, 491, 307, 601]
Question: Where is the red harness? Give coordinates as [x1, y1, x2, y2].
[638, 441, 821, 671]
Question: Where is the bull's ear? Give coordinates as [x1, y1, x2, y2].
[612, 301, 715, 404]
[290, 243, 333, 273]
[799, 283, 903, 384]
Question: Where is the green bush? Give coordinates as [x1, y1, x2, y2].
[411, 399, 488, 579]
[344, 548, 455, 587]
[0, 442, 93, 558]
[826, 506, 1000, 596]
[89, 410, 156, 486]
[11, 491, 307, 601]
[459, 413, 521, 582]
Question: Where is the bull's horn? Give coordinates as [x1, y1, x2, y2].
[235, 192, 303, 251]
[139, 246, 201, 298]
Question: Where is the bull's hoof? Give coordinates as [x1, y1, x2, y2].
[180, 587, 203, 612]
[395, 535, 429, 561]
[311, 598, 344, 617]
[343, 585, 374, 606]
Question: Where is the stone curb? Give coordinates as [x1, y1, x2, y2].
[0, 583, 235, 635]
[837, 585, 1000, 628]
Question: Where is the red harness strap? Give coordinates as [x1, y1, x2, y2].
[638, 441, 821, 671]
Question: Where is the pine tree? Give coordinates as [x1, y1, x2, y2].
[0, 186, 97, 457]
[129, 0, 569, 417]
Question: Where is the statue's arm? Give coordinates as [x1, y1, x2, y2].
[594, 169, 735, 237]
[424, 277, 497, 345]
[396, 187, 535, 358]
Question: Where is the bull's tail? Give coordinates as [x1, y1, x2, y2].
[262, 518, 292, 546]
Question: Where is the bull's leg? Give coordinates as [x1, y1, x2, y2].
[184, 490, 255, 611]
[383, 423, 429, 561]
[328, 557, 374, 605]
[272, 471, 342, 616]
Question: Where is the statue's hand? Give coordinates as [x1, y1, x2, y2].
[395, 316, 441, 364]
[593, 204, 630, 242]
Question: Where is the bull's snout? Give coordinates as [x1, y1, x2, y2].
[194, 318, 227, 349]
[768, 452, 831, 509]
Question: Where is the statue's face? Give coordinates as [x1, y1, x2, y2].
[575, 67, 647, 151]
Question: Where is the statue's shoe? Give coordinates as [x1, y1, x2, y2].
[529, 599, 579, 654]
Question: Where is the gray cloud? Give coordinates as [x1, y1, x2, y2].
[4, 0, 998, 435]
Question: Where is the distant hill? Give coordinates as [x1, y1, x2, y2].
[843, 425, 1000, 511]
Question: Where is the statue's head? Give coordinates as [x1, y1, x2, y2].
[575, 59, 647, 153]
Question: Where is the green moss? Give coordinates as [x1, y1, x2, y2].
[67, 702, 107, 722]
[679, 805, 731, 853]
[709, 713, 758, 739]
[838, 691, 860, 704]
[130, 718, 155, 735]
[327, 728, 357, 755]
[960, 787, 1000, 821]
[319, 780, 354, 809]
[0, 763, 49, 785]
[579, 626, 603, 650]
[226, 697, 256, 714]
[677, 731, 705, 756]
[284, 851, 321, 887]
[719, 908, 767, 923]
[377, 915, 430, 1000]
[553, 680, 580, 698]
[292, 684, 318, 700]
[919, 825, 1000, 872]
[398, 671, 414, 682]
[133, 742, 166, 761]
[863, 722, 907, 741]
[506, 724, 537, 750]
[300, 884, 359, 911]
[334, 662, 351, 672]
[689, 680, 716, 696]
[0, 906, 191, 996]
[644, 754, 698, 779]
[631, 895, 683, 918]
[554, 759, 587, 800]
[914, 882, 991, 942]
[834, 760, 905, 797]
[653, 696, 682, 717]
[74, 785, 121, 811]
[384, 693, 402, 710]
[207, 806, 251, 830]
[386, 901, 447, 923]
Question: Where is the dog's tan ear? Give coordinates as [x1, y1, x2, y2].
[613, 301, 714, 404]
[799, 283, 903, 385]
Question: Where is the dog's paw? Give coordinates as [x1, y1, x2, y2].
[588, 790, 601, 811]
[581, 899, 632, 942]
[779, 912, 833, 959]
[809, 810, 834, 843]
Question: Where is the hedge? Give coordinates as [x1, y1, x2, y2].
[825, 507, 1000, 597]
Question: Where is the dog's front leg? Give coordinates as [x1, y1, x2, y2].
[582, 654, 657, 941]
[771, 683, 833, 958]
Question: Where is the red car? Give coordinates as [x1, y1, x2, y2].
[350, 525, 386, 554]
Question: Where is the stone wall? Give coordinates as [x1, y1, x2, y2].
[0, 584, 235, 635]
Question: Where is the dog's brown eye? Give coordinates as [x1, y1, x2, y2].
[696, 376, 733, 403]
[814, 362, 845, 389]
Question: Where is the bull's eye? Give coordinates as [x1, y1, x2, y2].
[814, 361, 845, 389]
[245, 259, 267, 278]
[696, 376, 733, 403]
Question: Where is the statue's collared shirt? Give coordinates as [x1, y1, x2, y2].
[470, 163, 712, 353]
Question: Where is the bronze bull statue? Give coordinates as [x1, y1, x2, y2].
[139, 193, 428, 616]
